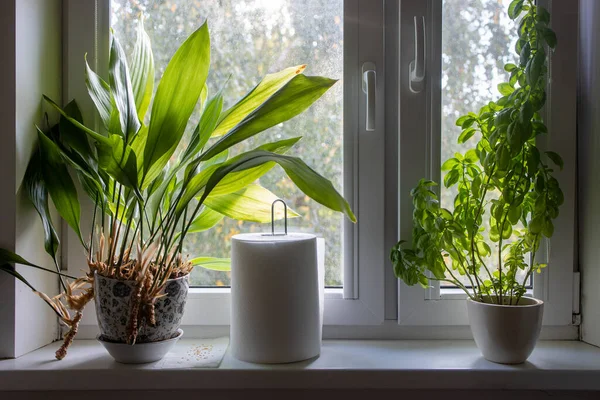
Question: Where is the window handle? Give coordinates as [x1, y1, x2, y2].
[409, 16, 426, 93]
[362, 62, 376, 131]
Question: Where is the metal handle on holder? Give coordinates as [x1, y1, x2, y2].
[409, 16, 426, 93]
[362, 62, 376, 131]
[262, 199, 288, 236]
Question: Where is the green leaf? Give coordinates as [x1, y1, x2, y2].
[520, 101, 534, 124]
[0, 249, 78, 281]
[519, 42, 531, 67]
[36, 127, 84, 247]
[108, 34, 141, 142]
[441, 158, 459, 171]
[186, 207, 224, 234]
[190, 257, 231, 272]
[530, 89, 547, 111]
[84, 56, 112, 129]
[545, 151, 564, 170]
[0, 263, 35, 291]
[477, 241, 492, 257]
[496, 144, 510, 171]
[508, 0, 524, 19]
[142, 22, 211, 187]
[199, 74, 337, 162]
[205, 184, 300, 223]
[464, 149, 479, 163]
[497, 83, 515, 96]
[181, 91, 224, 172]
[504, 63, 518, 72]
[526, 50, 546, 87]
[529, 216, 544, 234]
[495, 108, 513, 129]
[508, 205, 522, 225]
[440, 208, 453, 221]
[212, 65, 307, 138]
[490, 226, 500, 242]
[130, 17, 155, 121]
[96, 134, 140, 192]
[460, 117, 476, 129]
[43, 95, 111, 146]
[542, 27, 557, 49]
[456, 115, 471, 127]
[23, 150, 59, 258]
[179, 137, 302, 210]
[472, 175, 482, 198]
[532, 121, 548, 133]
[543, 219, 554, 237]
[536, 7, 551, 24]
[199, 150, 356, 223]
[507, 121, 523, 150]
[443, 169, 460, 188]
[528, 146, 541, 175]
[59, 100, 96, 169]
[458, 127, 476, 144]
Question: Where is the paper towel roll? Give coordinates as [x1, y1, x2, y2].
[230, 233, 323, 363]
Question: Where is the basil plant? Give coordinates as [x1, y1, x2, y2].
[390, 0, 563, 305]
[0, 19, 355, 358]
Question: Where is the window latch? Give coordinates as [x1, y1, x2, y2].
[409, 16, 426, 93]
[362, 62, 376, 131]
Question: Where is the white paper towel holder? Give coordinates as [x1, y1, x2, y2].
[230, 199, 323, 364]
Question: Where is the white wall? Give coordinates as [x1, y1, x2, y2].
[0, 0, 18, 360]
[579, 0, 600, 347]
[0, 0, 62, 358]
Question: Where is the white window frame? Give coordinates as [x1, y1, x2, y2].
[63, 0, 578, 338]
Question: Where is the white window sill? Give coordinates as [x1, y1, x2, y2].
[1, 339, 600, 392]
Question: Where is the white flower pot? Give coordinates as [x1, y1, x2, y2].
[98, 329, 183, 364]
[467, 296, 544, 364]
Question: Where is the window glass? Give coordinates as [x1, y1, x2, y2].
[441, 0, 530, 288]
[111, 0, 344, 287]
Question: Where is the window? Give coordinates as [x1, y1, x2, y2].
[64, 0, 576, 335]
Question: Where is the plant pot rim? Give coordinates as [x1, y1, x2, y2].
[97, 328, 184, 345]
[467, 296, 543, 308]
[93, 270, 190, 283]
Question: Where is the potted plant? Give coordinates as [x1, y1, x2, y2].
[1, 19, 355, 362]
[390, 0, 562, 364]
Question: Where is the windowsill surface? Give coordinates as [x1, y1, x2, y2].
[1, 339, 599, 391]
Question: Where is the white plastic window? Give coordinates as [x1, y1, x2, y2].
[64, 0, 576, 336]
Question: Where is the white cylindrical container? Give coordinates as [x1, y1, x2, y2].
[230, 233, 323, 364]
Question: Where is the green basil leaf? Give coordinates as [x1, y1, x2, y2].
[545, 151, 564, 170]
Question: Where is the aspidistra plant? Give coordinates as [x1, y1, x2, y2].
[1, 19, 355, 358]
[390, 0, 563, 305]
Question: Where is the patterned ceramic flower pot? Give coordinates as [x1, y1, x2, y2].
[94, 272, 189, 343]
